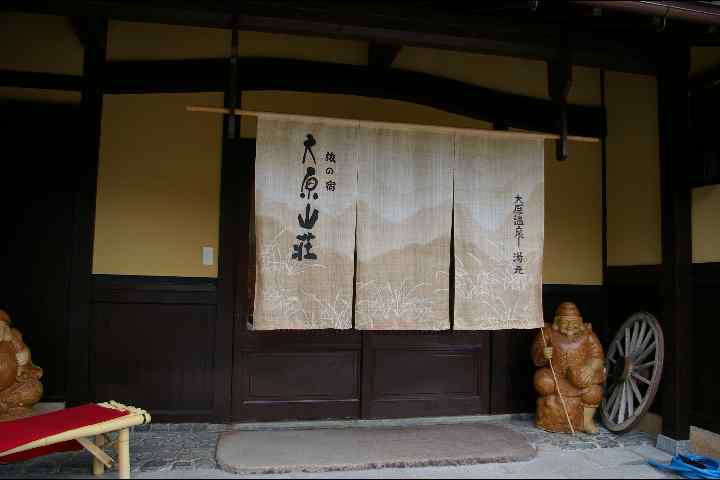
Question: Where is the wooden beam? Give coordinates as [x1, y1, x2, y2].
[657, 42, 692, 441]
[66, 17, 107, 406]
[368, 42, 401, 69]
[103, 57, 605, 139]
[548, 52, 573, 160]
[0, 69, 83, 91]
[0, 1, 659, 74]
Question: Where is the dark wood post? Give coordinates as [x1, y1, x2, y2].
[657, 43, 692, 442]
[67, 17, 107, 405]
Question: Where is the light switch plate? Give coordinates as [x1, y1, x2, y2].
[202, 246, 214, 266]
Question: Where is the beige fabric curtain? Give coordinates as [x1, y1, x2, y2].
[253, 118, 357, 329]
[453, 135, 544, 330]
[355, 127, 453, 330]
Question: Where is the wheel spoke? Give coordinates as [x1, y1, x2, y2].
[629, 377, 643, 405]
[629, 321, 640, 357]
[618, 382, 628, 423]
[634, 329, 654, 361]
[635, 361, 656, 371]
[616, 338, 625, 358]
[633, 320, 647, 354]
[632, 372, 652, 385]
[625, 327, 630, 360]
[635, 340, 657, 365]
[610, 383, 622, 420]
[606, 381, 621, 412]
[627, 381, 635, 418]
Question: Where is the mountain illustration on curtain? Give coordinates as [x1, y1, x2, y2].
[253, 117, 544, 331]
[354, 128, 452, 330]
[453, 135, 544, 330]
[253, 118, 357, 330]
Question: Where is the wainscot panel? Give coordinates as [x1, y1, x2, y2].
[362, 333, 490, 419]
[91, 275, 218, 422]
[691, 262, 720, 434]
[233, 331, 362, 421]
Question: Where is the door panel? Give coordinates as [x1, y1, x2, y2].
[229, 139, 491, 421]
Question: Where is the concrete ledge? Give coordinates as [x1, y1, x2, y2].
[230, 413, 534, 431]
[656, 433, 691, 455]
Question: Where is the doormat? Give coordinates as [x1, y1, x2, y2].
[216, 422, 536, 474]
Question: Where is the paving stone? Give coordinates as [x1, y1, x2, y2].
[0, 463, 25, 477]
[170, 423, 194, 432]
[24, 460, 58, 475]
[564, 442, 598, 451]
[141, 459, 172, 472]
[582, 447, 645, 468]
[172, 461, 194, 471]
[134, 424, 151, 432]
[194, 459, 218, 470]
[207, 424, 229, 433]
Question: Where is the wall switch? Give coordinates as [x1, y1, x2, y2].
[202, 246, 214, 266]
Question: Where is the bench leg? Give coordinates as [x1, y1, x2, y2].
[92, 435, 106, 476]
[118, 428, 130, 479]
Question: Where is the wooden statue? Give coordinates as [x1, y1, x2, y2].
[0, 310, 43, 420]
[531, 302, 606, 434]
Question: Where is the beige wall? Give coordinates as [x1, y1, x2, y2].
[0, 12, 83, 75]
[691, 46, 720, 77]
[691, 47, 720, 264]
[91, 22, 606, 283]
[692, 185, 720, 263]
[93, 92, 223, 277]
[605, 71, 662, 266]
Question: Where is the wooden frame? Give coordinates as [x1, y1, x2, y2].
[0, 402, 150, 479]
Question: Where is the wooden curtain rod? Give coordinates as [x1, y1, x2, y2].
[186, 105, 601, 143]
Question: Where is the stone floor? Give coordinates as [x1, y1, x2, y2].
[0, 417, 678, 478]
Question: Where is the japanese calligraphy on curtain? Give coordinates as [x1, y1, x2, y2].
[253, 117, 544, 331]
[253, 118, 357, 329]
[453, 135, 544, 330]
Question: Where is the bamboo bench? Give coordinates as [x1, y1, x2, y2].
[0, 401, 151, 479]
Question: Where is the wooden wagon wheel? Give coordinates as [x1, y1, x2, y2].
[601, 311, 664, 433]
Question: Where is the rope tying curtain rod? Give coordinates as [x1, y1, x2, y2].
[186, 105, 601, 143]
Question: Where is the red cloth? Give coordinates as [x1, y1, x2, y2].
[0, 404, 129, 464]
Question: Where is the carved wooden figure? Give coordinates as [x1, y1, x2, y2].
[0, 310, 43, 421]
[531, 302, 607, 434]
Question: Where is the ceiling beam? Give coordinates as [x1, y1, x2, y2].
[368, 42, 402, 69]
[66, 16, 107, 51]
[0, 1, 661, 74]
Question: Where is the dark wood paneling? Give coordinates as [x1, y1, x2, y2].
[691, 262, 720, 434]
[67, 18, 107, 406]
[90, 275, 221, 422]
[93, 275, 217, 304]
[0, 69, 83, 91]
[0, 101, 80, 402]
[233, 331, 362, 421]
[103, 58, 604, 139]
[1, 1, 663, 74]
[362, 333, 490, 419]
[657, 45, 692, 440]
[92, 302, 216, 421]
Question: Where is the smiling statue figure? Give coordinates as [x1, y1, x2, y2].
[531, 302, 607, 434]
[0, 310, 43, 420]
